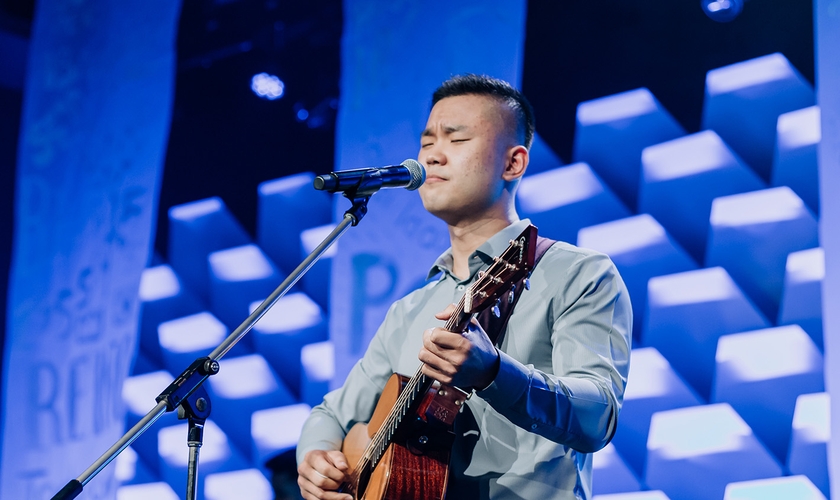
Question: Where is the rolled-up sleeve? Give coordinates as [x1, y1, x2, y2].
[477, 251, 632, 453]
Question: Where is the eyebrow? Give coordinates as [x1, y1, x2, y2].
[421, 124, 467, 138]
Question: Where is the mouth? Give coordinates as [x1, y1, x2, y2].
[424, 174, 447, 183]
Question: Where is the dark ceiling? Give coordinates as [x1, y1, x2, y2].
[160, 0, 342, 259]
[0, 0, 814, 259]
[523, 0, 814, 161]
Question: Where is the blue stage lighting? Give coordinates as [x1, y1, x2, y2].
[251, 72, 285, 100]
[701, 0, 744, 22]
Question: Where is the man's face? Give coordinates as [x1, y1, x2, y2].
[417, 94, 514, 225]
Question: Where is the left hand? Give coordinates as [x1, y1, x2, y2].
[418, 304, 500, 390]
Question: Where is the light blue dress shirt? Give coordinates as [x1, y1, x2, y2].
[297, 219, 632, 499]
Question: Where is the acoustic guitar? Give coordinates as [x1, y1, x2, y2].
[338, 225, 538, 499]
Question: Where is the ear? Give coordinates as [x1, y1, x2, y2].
[502, 145, 529, 181]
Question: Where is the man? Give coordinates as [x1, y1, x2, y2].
[296, 74, 632, 499]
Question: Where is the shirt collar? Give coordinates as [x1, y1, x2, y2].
[426, 219, 533, 281]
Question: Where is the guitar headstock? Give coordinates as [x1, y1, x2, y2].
[464, 224, 537, 314]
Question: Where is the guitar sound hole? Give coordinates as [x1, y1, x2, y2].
[354, 467, 371, 498]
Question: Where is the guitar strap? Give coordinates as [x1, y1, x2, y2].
[476, 235, 557, 347]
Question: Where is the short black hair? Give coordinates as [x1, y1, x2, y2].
[431, 74, 535, 149]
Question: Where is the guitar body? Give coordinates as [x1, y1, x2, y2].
[342, 373, 462, 500]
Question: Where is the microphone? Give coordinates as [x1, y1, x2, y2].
[313, 159, 426, 195]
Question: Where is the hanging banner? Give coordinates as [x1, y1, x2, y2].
[816, 1, 840, 498]
[0, 0, 180, 497]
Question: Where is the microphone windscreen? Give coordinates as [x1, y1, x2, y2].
[400, 159, 426, 190]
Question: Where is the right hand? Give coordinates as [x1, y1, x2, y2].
[297, 450, 353, 500]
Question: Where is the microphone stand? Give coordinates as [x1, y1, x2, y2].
[51, 187, 376, 500]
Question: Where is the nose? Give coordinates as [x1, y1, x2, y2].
[422, 143, 445, 167]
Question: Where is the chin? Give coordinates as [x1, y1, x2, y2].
[420, 200, 449, 220]
[419, 193, 442, 212]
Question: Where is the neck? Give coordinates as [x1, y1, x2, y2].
[447, 208, 518, 280]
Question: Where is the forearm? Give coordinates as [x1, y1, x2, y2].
[296, 404, 348, 464]
[477, 351, 618, 452]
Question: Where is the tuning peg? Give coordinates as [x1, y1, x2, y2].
[508, 284, 516, 303]
[524, 277, 531, 291]
[492, 299, 501, 318]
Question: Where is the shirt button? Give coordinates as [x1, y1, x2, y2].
[457, 285, 465, 291]
[531, 423, 538, 430]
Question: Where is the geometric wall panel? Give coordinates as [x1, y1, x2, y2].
[525, 131, 564, 175]
[778, 247, 825, 350]
[158, 312, 234, 375]
[712, 326, 824, 463]
[138, 264, 202, 365]
[519, 162, 630, 244]
[639, 130, 764, 262]
[788, 393, 831, 498]
[594, 492, 672, 500]
[204, 468, 274, 500]
[204, 354, 295, 454]
[592, 443, 642, 496]
[300, 341, 334, 408]
[251, 403, 312, 470]
[208, 244, 283, 330]
[612, 348, 702, 478]
[300, 224, 337, 312]
[646, 404, 783, 500]
[117, 482, 180, 500]
[251, 293, 328, 396]
[707, 187, 819, 320]
[168, 197, 251, 301]
[256, 173, 333, 275]
[773, 106, 821, 215]
[578, 214, 697, 342]
[645, 267, 770, 398]
[573, 88, 685, 209]
[723, 475, 826, 500]
[702, 53, 815, 182]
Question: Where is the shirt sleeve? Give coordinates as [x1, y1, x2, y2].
[476, 250, 632, 453]
[295, 300, 404, 465]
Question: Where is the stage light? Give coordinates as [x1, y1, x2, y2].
[701, 0, 744, 22]
[251, 72, 284, 100]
